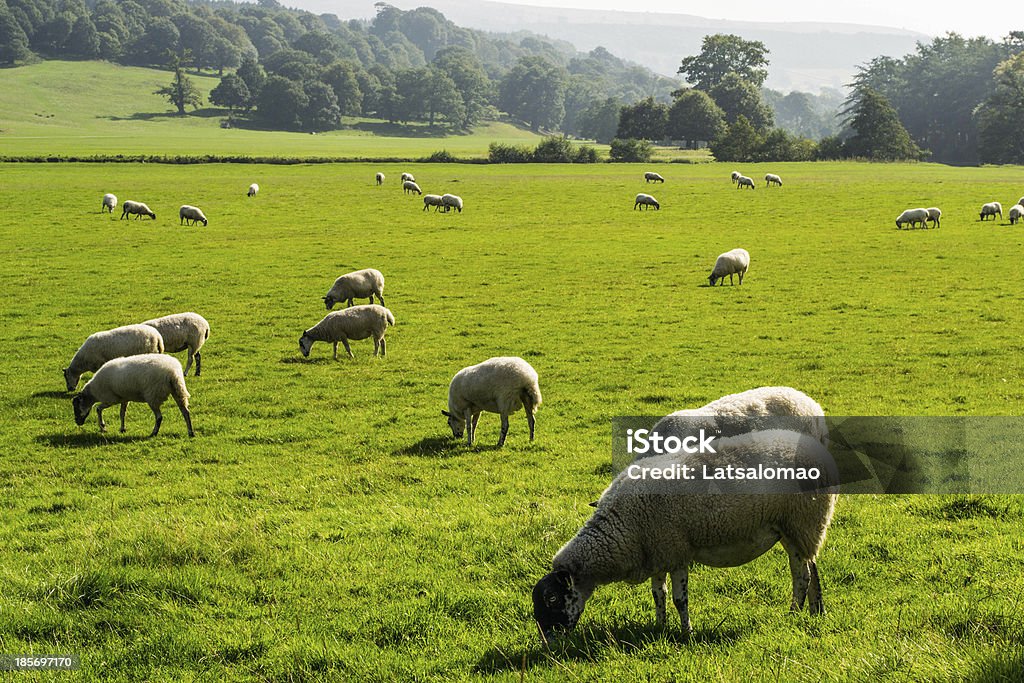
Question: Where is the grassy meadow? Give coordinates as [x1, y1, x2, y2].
[1, 159, 1024, 680]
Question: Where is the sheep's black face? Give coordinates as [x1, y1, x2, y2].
[72, 394, 91, 425]
[533, 570, 585, 642]
[323, 296, 336, 310]
[708, 274, 717, 286]
[299, 333, 313, 357]
[441, 410, 464, 438]
[62, 367, 76, 392]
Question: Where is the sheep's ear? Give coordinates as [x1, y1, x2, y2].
[441, 410, 454, 418]
[587, 500, 598, 508]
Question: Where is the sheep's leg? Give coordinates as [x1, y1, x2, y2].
[149, 406, 163, 437]
[332, 342, 338, 360]
[787, 551, 811, 612]
[497, 412, 510, 447]
[346, 298, 354, 307]
[526, 408, 536, 441]
[671, 569, 691, 636]
[380, 337, 386, 357]
[729, 273, 734, 285]
[183, 350, 194, 376]
[172, 393, 194, 438]
[807, 560, 825, 615]
[376, 293, 385, 306]
[465, 410, 476, 447]
[367, 296, 373, 305]
[194, 351, 201, 376]
[652, 573, 668, 627]
[373, 337, 380, 356]
[341, 339, 354, 358]
[96, 404, 108, 432]
[119, 402, 128, 433]
[739, 270, 745, 285]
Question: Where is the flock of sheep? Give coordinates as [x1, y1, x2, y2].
[101, 192, 209, 226]
[895, 197, 1024, 229]
[379, 171, 464, 213]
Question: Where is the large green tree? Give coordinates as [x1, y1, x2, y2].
[709, 72, 773, 131]
[667, 89, 726, 148]
[677, 33, 770, 91]
[155, 55, 203, 114]
[577, 97, 621, 144]
[842, 87, 923, 160]
[709, 115, 763, 162]
[256, 74, 307, 128]
[498, 55, 567, 132]
[432, 46, 490, 128]
[616, 96, 668, 140]
[209, 72, 250, 115]
[0, 5, 32, 63]
[977, 52, 1024, 164]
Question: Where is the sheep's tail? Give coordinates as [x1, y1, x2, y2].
[204, 327, 210, 340]
[385, 310, 395, 327]
[170, 369, 190, 404]
[522, 382, 542, 412]
[156, 336, 165, 354]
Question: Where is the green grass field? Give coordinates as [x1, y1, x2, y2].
[1, 159, 1024, 680]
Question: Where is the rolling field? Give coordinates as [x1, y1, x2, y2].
[1, 160, 1024, 680]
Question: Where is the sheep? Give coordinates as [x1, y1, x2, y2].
[298, 304, 394, 359]
[634, 193, 660, 210]
[63, 324, 165, 392]
[708, 248, 750, 286]
[141, 312, 210, 376]
[403, 180, 423, 195]
[1019, 197, 1024, 209]
[532, 429, 838, 640]
[441, 193, 463, 213]
[730, 171, 741, 184]
[423, 194, 444, 211]
[895, 208, 929, 230]
[120, 200, 155, 220]
[401, 172, 415, 183]
[179, 205, 208, 227]
[101, 193, 117, 213]
[736, 175, 755, 190]
[247, 183, 259, 197]
[765, 173, 783, 187]
[322, 268, 385, 309]
[71, 354, 194, 438]
[376, 172, 385, 186]
[925, 207, 942, 229]
[644, 172, 665, 183]
[1010, 204, 1024, 226]
[442, 356, 541, 448]
[980, 202, 1002, 221]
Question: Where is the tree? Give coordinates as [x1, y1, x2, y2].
[236, 56, 266, 104]
[667, 89, 726, 148]
[842, 87, 923, 160]
[498, 55, 567, 132]
[0, 7, 32, 64]
[709, 115, 763, 162]
[616, 96, 668, 141]
[577, 97, 621, 144]
[303, 80, 341, 131]
[65, 15, 100, 58]
[976, 52, 1024, 164]
[155, 55, 203, 114]
[432, 46, 490, 128]
[321, 60, 362, 116]
[423, 68, 464, 127]
[709, 73, 773, 131]
[677, 33, 770, 91]
[209, 72, 250, 116]
[256, 74, 307, 128]
[608, 138, 653, 162]
[128, 16, 178, 65]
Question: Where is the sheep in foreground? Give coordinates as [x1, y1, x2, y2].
[141, 312, 210, 376]
[403, 180, 422, 195]
[634, 193, 660, 210]
[72, 354, 194, 437]
[708, 248, 750, 286]
[730, 171, 741, 183]
[441, 193, 463, 213]
[102, 193, 117, 213]
[736, 175, 755, 190]
[925, 207, 942, 228]
[322, 268, 385, 309]
[895, 208, 929, 230]
[532, 429, 838, 639]
[1010, 204, 1024, 225]
[247, 183, 259, 197]
[423, 194, 444, 211]
[442, 356, 541, 448]
[980, 202, 1002, 221]
[299, 304, 394, 359]
[63, 324, 165, 392]
[765, 173, 783, 187]
[644, 172, 665, 183]
[401, 172, 415, 183]
[179, 205, 208, 227]
[121, 200, 155, 220]
[376, 172, 385, 186]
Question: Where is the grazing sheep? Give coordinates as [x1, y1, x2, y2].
[120, 200, 155, 220]
[102, 193, 117, 213]
[644, 172, 665, 183]
[401, 172, 415, 183]
[322, 268, 386, 309]
[1010, 204, 1024, 226]
[247, 183, 259, 197]
[442, 356, 541, 448]
[532, 429, 838, 639]
[72, 354, 194, 438]
[63, 324, 165, 392]
[980, 202, 1002, 221]
[765, 173, 783, 187]
[179, 205, 208, 227]
[423, 194, 444, 211]
[299, 304, 394, 359]
[141, 312, 210, 376]
[895, 208, 929, 230]
[1018, 197, 1024, 209]
[708, 248, 750, 286]
[925, 207, 942, 228]
[730, 171, 741, 183]
[441, 193, 463, 213]
[403, 180, 423, 195]
[376, 172, 385, 186]
[634, 193, 660, 210]
[736, 175, 755, 190]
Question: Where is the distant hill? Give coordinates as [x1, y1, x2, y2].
[292, 0, 928, 92]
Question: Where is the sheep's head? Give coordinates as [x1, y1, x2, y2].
[62, 367, 79, 392]
[298, 332, 314, 357]
[441, 410, 464, 438]
[708, 273, 718, 286]
[533, 569, 588, 642]
[322, 295, 337, 310]
[71, 392, 94, 426]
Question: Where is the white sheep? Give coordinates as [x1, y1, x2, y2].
[376, 172, 385, 186]
[708, 248, 750, 286]
[532, 429, 838, 639]
[644, 172, 665, 183]
[299, 304, 394, 359]
[101, 193, 117, 213]
[247, 183, 259, 197]
[634, 193, 660, 210]
[121, 200, 155, 220]
[72, 354, 194, 438]
[442, 356, 542, 448]
[141, 312, 210, 376]
[179, 205, 208, 227]
[925, 207, 941, 229]
[736, 175, 755, 189]
[401, 172, 415, 183]
[980, 202, 1002, 221]
[63, 324, 165, 391]
[322, 268, 385, 309]
[765, 173, 782, 187]
[730, 171, 741, 183]
[423, 194, 444, 211]
[1018, 197, 1024, 209]
[403, 180, 422, 195]
[895, 208, 929, 230]
[1009, 205, 1024, 226]
[441, 193, 463, 213]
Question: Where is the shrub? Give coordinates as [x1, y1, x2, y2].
[422, 150, 458, 163]
[488, 142, 534, 163]
[533, 135, 575, 162]
[572, 144, 599, 163]
[608, 138, 653, 163]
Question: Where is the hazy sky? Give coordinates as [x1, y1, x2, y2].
[504, 0, 1005, 39]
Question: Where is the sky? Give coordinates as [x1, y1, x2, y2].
[499, 0, 1006, 40]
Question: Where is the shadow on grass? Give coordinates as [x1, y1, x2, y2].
[395, 435, 458, 457]
[279, 356, 334, 364]
[100, 108, 224, 122]
[968, 650, 1024, 682]
[36, 432, 150, 448]
[32, 390, 70, 399]
[349, 120, 461, 138]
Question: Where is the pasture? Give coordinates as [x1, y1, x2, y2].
[1, 160, 1023, 680]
